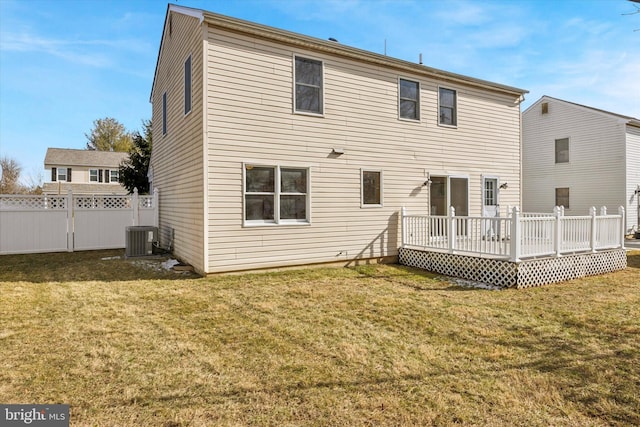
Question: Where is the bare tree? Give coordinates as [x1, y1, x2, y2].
[0, 156, 24, 194]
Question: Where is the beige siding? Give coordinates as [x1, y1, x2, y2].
[150, 12, 205, 272]
[523, 98, 627, 218]
[203, 28, 522, 273]
[626, 125, 640, 233]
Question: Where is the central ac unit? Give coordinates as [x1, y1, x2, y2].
[125, 226, 158, 257]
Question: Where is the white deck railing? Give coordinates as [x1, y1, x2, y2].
[402, 206, 625, 262]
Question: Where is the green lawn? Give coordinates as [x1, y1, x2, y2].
[1, 250, 639, 426]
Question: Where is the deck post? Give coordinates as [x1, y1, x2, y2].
[589, 206, 597, 253]
[553, 206, 562, 257]
[619, 206, 626, 249]
[510, 206, 520, 262]
[153, 188, 160, 228]
[448, 206, 456, 253]
[132, 188, 140, 226]
[401, 206, 407, 247]
[66, 189, 73, 252]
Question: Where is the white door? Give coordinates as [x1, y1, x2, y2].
[482, 177, 500, 237]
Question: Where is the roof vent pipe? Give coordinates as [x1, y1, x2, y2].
[419, 53, 423, 64]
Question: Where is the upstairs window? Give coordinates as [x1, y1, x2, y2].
[439, 87, 457, 126]
[245, 164, 309, 225]
[399, 79, 420, 120]
[162, 92, 167, 135]
[362, 170, 383, 207]
[294, 56, 323, 115]
[555, 138, 569, 163]
[184, 55, 192, 115]
[110, 170, 119, 182]
[89, 169, 99, 182]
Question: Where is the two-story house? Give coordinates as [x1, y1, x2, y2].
[43, 148, 128, 195]
[149, 4, 528, 275]
[522, 96, 640, 235]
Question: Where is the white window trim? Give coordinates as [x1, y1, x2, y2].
[110, 170, 119, 182]
[89, 169, 99, 183]
[184, 54, 192, 116]
[57, 168, 68, 182]
[243, 163, 312, 227]
[398, 77, 421, 122]
[361, 169, 383, 208]
[292, 54, 325, 117]
[437, 86, 458, 128]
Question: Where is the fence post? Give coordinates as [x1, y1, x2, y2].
[589, 206, 597, 253]
[553, 205, 562, 257]
[619, 206, 626, 249]
[510, 206, 520, 262]
[153, 187, 159, 228]
[448, 206, 456, 253]
[132, 188, 139, 226]
[66, 189, 73, 252]
[401, 206, 407, 247]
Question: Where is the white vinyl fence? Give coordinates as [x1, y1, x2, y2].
[0, 189, 158, 255]
[402, 205, 625, 262]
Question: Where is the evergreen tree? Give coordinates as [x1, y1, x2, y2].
[119, 120, 152, 194]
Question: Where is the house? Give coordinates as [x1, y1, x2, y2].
[522, 96, 640, 235]
[149, 4, 528, 275]
[43, 148, 128, 195]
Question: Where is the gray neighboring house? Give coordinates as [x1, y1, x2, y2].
[522, 96, 640, 234]
[43, 148, 129, 195]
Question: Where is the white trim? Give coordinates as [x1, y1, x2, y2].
[169, 4, 204, 23]
[201, 30, 210, 273]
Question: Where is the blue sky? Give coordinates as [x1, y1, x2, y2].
[1, 0, 639, 185]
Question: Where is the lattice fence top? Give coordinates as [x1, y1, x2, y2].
[0, 195, 67, 210]
[74, 195, 131, 209]
[139, 196, 154, 208]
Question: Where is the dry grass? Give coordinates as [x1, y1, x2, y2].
[0, 250, 639, 426]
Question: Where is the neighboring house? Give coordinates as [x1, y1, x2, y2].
[522, 96, 640, 234]
[43, 148, 128, 195]
[149, 4, 528, 275]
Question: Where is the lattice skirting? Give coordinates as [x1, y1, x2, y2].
[399, 248, 627, 289]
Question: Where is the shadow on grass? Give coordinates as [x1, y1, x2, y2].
[626, 251, 640, 269]
[351, 264, 486, 292]
[0, 249, 200, 283]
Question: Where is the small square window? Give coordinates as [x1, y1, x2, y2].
[362, 170, 382, 207]
[555, 138, 569, 163]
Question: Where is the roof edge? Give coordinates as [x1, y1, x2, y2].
[201, 10, 528, 97]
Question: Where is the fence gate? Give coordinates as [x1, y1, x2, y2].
[0, 189, 158, 255]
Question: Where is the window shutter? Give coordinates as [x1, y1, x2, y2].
[105, 169, 110, 183]
[98, 169, 103, 183]
[52, 168, 57, 182]
[67, 168, 72, 182]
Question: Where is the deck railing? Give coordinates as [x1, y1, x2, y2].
[401, 206, 625, 262]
